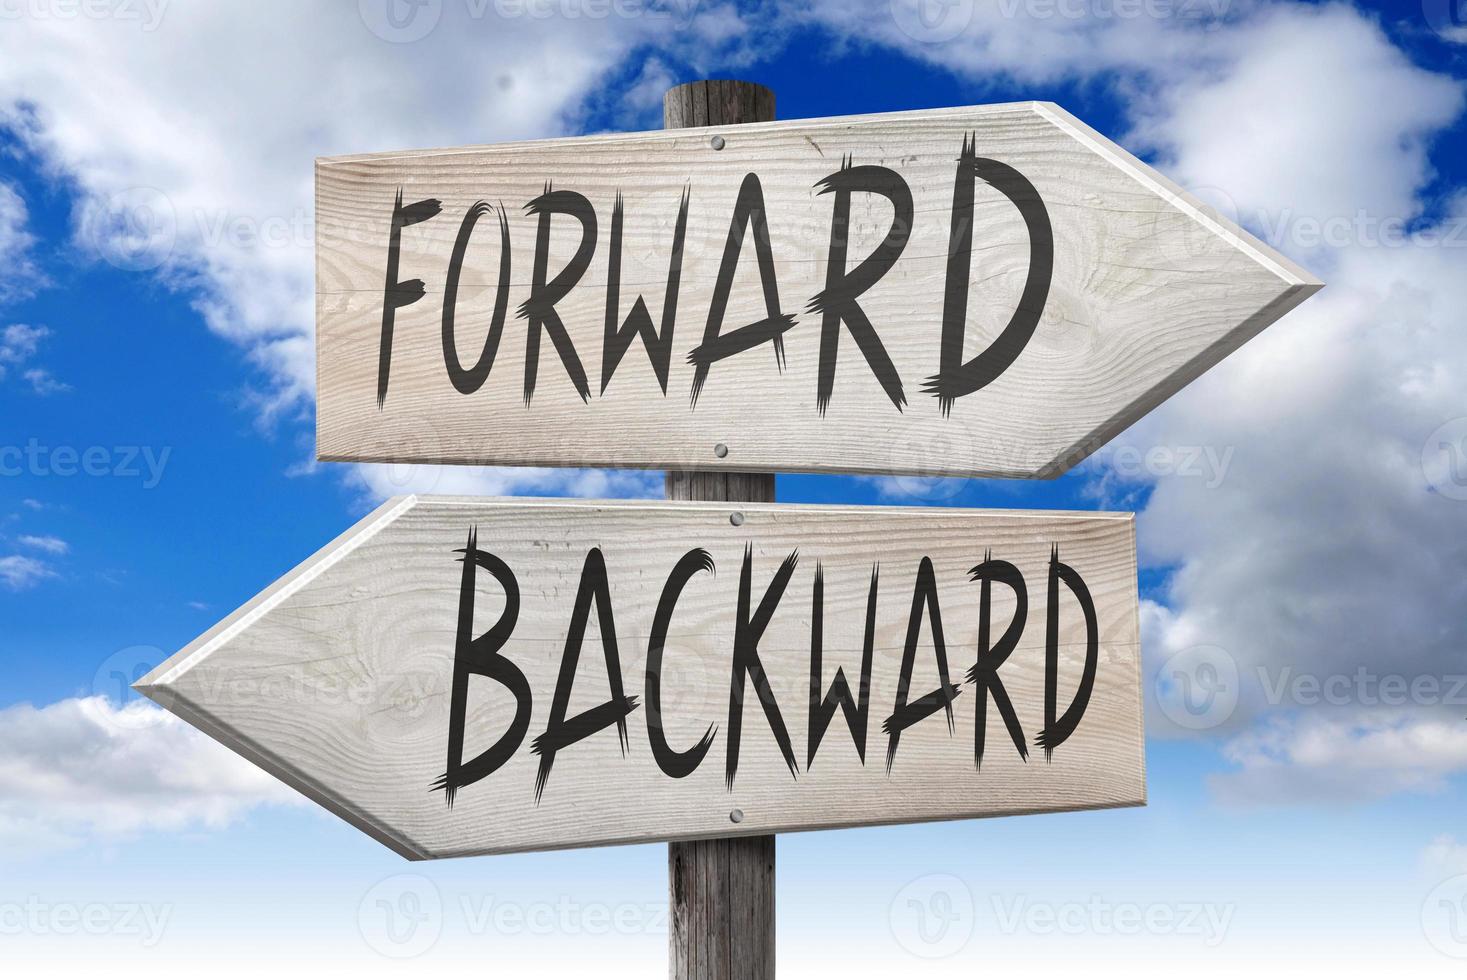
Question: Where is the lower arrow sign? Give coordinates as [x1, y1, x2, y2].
[137, 495, 1143, 859]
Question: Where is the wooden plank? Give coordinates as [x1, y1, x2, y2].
[316, 100, 1320, 478]
[136, 496, 1144, 860]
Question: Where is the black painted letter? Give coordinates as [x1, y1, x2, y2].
[645, 548, 718, 779]
[808, 159, 912, 414]
[442, 201, 512, 394]
[530, 548, 639, 802]
[966, 551, 1029, 767]
[726, 547, 800, 789]
[882, 557, 962, 772]
[807, 562, 877, 768]
[518, 184, 595, 405]
[1037, 545, 1099, 760]
[602, 188, 689, 395]
[922, 136, 1054, 415]
[434, 528, 530, 806]
[378, 189, 441, 408]
[688, 173, 798, 406]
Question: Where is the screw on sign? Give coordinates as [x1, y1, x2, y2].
[138, 79, 1321, 980]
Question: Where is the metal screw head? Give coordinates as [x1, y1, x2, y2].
[713, 442, 728, 458]
[730, 512, 745, 527]
[710, 135, 726, 151]
[729, 808, 744, 824]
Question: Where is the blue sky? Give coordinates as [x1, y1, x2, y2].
[2, 0, 1467, 974]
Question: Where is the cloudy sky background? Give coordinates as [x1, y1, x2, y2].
[2, 0, 1466, 974]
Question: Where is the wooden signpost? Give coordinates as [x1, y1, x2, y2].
[140, 79, 1319, 978]
[661, 82, 779, 979]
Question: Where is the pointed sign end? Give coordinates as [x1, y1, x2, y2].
[130, 671, 181, 713]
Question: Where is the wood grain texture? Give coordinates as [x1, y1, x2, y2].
[136, 496, 1144, 860]
[666, 470, 775, 502]
[664, 79, 774, 130]
[316, 101, 1320, 478]
[670, 835, 774, 980]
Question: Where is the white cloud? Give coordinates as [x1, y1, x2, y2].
[623, 56, 679, 118]
[22, 366, 68, 394]
[1211, 713, 1467, 805]
[1424, 835, 1467, 876]
[0, 322, 47, 378]
[0, 180, 42, 304]
[0, 696, 300, 858]
[0, 322, 66, 393]
[0, 553, 55, 589]
[1420, 833, 1467, 874]
[18, 534, 67, 554]
[1123, 3, 1463, 261]
[346, 461, 661, 504]
[807, 0, 1209, 83]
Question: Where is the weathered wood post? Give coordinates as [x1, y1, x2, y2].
[663, 79, 777, 980]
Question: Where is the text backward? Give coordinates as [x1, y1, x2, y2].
[137, 496, 1144, 859]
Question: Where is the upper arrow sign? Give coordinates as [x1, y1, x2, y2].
[316, 101, 1319, 479]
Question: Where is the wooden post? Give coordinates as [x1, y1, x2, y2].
[664, 79, 777, 980]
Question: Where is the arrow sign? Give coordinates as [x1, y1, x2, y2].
[317, 101, 1319, 478]
[137, 496, 1143, 859]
